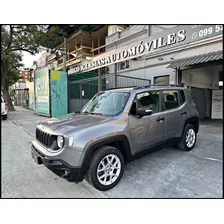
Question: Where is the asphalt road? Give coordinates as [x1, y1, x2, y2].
[1, 107, 223, 198]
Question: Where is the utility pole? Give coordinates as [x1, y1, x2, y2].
[97, 36, 101, 92]
[63, 38, 67, 72]
[114, 63, 118, 88]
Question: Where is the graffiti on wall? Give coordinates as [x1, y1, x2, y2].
[52, 86, 66, 109]
[51, 71, 68, 117]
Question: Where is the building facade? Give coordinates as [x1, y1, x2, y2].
[68, 25, 223, 119]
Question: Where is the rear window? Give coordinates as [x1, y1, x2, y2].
[163, 90, 179, 110]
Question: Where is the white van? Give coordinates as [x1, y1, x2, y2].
[1, 96, 8, 120]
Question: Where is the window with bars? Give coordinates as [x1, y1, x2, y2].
[154, 75, 169, 85]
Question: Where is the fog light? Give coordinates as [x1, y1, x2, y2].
[52, 161, 62, 165]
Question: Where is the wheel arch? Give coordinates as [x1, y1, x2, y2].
[82, 135, 132, 173]
[184, 116, 199, 133]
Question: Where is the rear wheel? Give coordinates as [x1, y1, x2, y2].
[2, 115, 7, 120]
[86, 146, 124, 191]
[178, 124, 197, 151]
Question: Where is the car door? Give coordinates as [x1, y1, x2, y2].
[128, 90, 166, 155]
[161, 89, 189, 139]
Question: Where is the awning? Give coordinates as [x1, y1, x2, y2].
[168, 51, 223, 69]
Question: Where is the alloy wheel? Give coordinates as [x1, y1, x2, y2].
[97, 154, 121, 186]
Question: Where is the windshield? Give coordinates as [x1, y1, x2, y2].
[81, 91, 130, 116]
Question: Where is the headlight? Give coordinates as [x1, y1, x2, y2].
[57, 136, 64, 148]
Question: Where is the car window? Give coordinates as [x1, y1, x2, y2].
[81, 91, 130, 116]
[130, 91, 161, 115]
[180, 90, 186, 104]
[163, 90, 179, 110]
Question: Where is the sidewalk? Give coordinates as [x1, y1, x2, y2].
[8, 106, 48, 139]
[2, 106, 105, 198]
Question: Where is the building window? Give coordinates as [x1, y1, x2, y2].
[163, 90, 179, 110]
[118, 60, 130, 71]
[154, 75, 169, 85]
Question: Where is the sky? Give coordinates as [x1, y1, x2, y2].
[22, 51, 43, 68]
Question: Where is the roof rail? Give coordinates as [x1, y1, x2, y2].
[105, 86, 136, 91]
[133, 84, 184, 90]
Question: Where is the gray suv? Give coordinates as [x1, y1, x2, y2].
[31, 85, 199, 191]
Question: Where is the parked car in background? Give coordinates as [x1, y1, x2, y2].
[31, 85, 199, 191]
[1, 96, 8, 120]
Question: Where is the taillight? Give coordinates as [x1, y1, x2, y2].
[5, 103, 8, 111]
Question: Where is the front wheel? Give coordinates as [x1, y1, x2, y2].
[178, 124, 197, 151]
[86, 146, 124, 191]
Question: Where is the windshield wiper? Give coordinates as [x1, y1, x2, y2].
[82, 111, 103, 115]
[90, 112, 103, 115]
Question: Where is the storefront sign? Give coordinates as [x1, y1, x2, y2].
[35, 68, 50, 115]
[68, 25, 223, 75]
[211, 90, 223, 119]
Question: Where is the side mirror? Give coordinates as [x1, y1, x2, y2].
[137, 108, 152, 117]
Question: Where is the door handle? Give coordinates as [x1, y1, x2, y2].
[181, 111, 187, 115]
[156, 117, 165, 122]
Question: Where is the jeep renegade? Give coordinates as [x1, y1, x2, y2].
[31, 85, 199, 191]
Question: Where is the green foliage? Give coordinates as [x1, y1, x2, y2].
[38, 25, 67, 50]
[1, 25, 68, 86]
[7, 51, 24, 86]
[1, 24, 69, 110]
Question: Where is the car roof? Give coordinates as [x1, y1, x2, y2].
[103, 86, 187, 94]
[104, 87, 134, 92]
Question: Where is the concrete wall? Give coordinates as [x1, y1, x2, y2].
[112, 64, 176, 85]
[182, 64, 222, 119]
[150, 25, 178, 35]
[106, 74, 151, 89]
[182, 64, 222, 89]
[106, 25, 178, 48]
[106, 25, 148, 48]
[107, 38, 222, 79]
[106, 25, 222, 88]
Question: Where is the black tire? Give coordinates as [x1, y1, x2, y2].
[86, 146, 125, 191]
[178, 124, 197, 151]
[2, 115, 7, 120]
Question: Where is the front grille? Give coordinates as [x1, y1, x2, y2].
[36, 128, 53, 148]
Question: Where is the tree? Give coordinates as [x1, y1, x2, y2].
[1, 25, 67, 111]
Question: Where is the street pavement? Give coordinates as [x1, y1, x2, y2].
[1, 106, 223, 198]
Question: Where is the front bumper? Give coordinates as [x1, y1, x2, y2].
[31, 144, 85, 182]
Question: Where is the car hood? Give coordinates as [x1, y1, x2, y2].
[37, 113, 112, 135]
